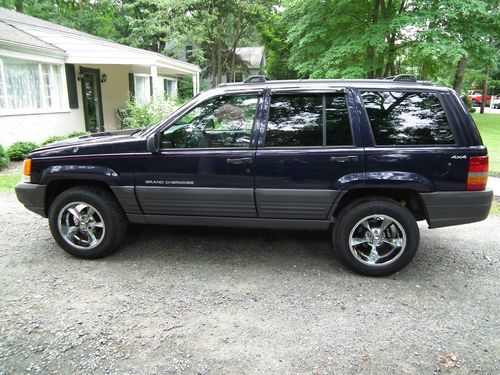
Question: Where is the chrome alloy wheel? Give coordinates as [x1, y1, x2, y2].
[348, 214, 406, 266]
[57, 202, 105, 250]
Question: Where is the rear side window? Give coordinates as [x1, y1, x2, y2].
[361, 91, 455, 145]
[265, 94, 352, 147]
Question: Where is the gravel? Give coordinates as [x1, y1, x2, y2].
[0, 191, 499, 374]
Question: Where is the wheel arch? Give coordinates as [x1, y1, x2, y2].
[330, 188, 427, 222]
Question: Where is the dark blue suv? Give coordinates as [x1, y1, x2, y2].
[15, 75, 493, 276]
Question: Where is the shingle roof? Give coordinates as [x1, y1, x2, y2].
[0, 7, 101, 41]
[0, 17, 63, 53]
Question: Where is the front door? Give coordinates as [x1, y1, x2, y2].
[80, 67, 104, 133]
[135, 93, 261, 217]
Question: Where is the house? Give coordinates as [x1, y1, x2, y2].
[182, 45, 265, 87]
[0, 8, 201, 147]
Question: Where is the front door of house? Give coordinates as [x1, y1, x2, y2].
[80, 67, 104, 133]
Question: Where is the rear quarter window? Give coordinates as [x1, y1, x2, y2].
[361, 91, 455, 146]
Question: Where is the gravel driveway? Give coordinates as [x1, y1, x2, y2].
[0, 191, 498, 374]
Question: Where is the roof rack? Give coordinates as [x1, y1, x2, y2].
[381, 74, 417, 82]
[243, 75, 268, 83]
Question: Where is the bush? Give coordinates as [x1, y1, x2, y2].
[67, 131, 89, 138]
[6, 141, 39, 161]
[41, 135, 68, 146]
[0, 145, 9, 169]
[462, 96, 476, 113]
[121, 95, 180, 129]
[41, 131, 90, 146]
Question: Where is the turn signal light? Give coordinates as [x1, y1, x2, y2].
[467, 156, 488, 191]
[22, 159, 31, 183]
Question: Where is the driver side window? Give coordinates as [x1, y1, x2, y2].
[161, 95, 258, 149]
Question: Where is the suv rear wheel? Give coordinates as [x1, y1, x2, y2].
[48, 187, 127, 258]
[333, 198, 419, 276]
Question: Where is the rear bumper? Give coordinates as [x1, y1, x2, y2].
[15, 182, 46, 218]
[420, 189, 493, 228]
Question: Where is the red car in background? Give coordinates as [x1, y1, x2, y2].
[467, 90, 491, 106]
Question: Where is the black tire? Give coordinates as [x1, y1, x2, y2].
[333, 197, 419, 276]
[48, 186, 127, 259]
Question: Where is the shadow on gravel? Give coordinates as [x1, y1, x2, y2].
[112, 224, 341, 270]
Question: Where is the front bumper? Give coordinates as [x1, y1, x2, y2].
[15, 182, 47, 217]
[420, 189, 493, 228]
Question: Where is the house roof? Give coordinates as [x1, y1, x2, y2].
[235, 47, 264, 70]
[0, 7, 200, 74]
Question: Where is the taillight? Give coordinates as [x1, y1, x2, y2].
[467, 156, 488, 191]
[22, 159, 31, 183]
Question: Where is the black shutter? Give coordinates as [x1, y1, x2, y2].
[65, 64, 78, 109]
[149, 76, 153, 96]
[163, 79, 168, 95]
[128, 73, 135, 97]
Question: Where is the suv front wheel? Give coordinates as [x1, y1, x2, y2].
[333, 198, 419, 276]
[48, 186, 127, 259]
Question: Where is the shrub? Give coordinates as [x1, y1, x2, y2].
[0, 145, 9, 169]
[67, 131, 89, 138]
[462, 96, 476, 113]
[121, 94, 179, 129]
[41, 135, 68, 146]
[6, 141, 39, 161]
[41, 131, 90, 146]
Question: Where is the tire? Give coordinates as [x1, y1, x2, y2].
[333, 197, 419, 276]
[48, 186, 127, 259]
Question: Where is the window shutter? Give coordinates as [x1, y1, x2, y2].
[163, 79, 168, 96]
[128, 73, 135, 97]
[149, 76, 153, 96]
[65, 64, 78, 109]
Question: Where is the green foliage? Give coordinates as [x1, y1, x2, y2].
[0, 145, 9, 169]
[177, 76, 194, 101]
[473, 113, 500, 174]
[0, 173, 21, 192]
[41, 135, 68, 146]
[66, 131, 89, 139]
[6, 142, 39, 161]
[0, 0, 124, 40]
[121, 95, 179, 129]
[40, 131, 90, 146]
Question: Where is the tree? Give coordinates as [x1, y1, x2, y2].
[283, 0, 411, 79]
[123, 0, 274, 86]
[0, 0, 124, 41]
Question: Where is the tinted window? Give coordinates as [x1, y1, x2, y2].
[161, 95, 257, 148]
[326, 95, 352, 146]
[361, 91, 454, 145]
[265, 95, 323, 147]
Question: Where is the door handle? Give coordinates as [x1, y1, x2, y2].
[330, 155, 359, 163]
[226, 157, 252, 165]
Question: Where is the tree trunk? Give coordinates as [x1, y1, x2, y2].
[480, 66, 490, 114]
[452, 57, 467, 93]
[211, 45, 217, 87]
[15, 0, 23, 12]
[367, 0, 381, 78]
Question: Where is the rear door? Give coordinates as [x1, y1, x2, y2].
[358, 89, 467, 191]
[254, 89, 365, 219]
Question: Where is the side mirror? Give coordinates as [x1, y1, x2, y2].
[146, 132, 160, 154]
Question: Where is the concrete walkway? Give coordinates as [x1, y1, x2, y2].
[487, 176, 500, 197]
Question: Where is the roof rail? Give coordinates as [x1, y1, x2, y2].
[382, 74, 417, 82]
[243, 75, 268, 83]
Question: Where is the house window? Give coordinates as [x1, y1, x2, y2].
[164, 79, 174, 97]
[134, 75, 150, 106]
[0, 57, 64, 111]
[185, 46, 194, 63]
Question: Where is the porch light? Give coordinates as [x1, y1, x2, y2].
[101, 74, 107, 83]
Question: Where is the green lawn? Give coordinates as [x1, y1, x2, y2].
[473, 113, 500, 174]
[0, 173, 21, 192]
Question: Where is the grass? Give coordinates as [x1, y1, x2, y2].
[490, 200, 500, 216]
[0, 173, 21, 192]
[472, 113, 500, 174]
